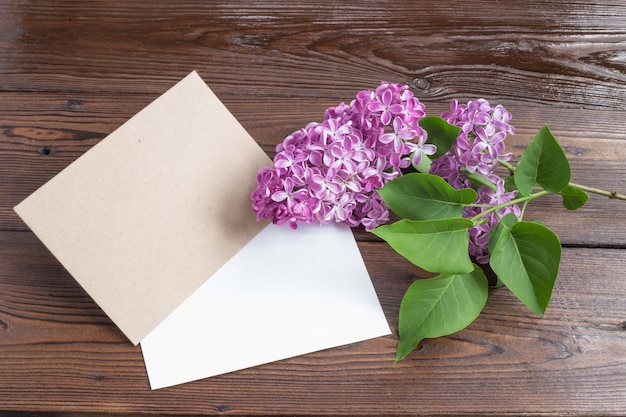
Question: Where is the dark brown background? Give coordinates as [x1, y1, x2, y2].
[1, 1, 625, 416]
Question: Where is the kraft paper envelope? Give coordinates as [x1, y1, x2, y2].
[14, 71, 272, 345]
[141, 222, 391, 390]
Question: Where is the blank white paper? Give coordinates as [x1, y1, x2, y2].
[141, 222, 391, 389]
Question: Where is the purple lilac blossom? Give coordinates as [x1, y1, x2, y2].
[252, 87, 520, 264]
[251, 82, 434, 230]
[432, 99, 521, 263]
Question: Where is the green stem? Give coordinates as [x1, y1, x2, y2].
[568, 181, 626, 201]
[498, 159, 516, 172]
[470, 190, 550, 223]
[497, 160, 626, 201]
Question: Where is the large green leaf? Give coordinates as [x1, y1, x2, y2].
[371, 218, 474, 274]
[559, 184, 589, 210]
[514, 125, 571, 196]
[377, 173, 478, 221]
[419, 116, 461, 159]
[396, 265, 489, 361]
[488, 214, 561, 315]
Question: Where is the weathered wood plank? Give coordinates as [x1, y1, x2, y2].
[2, 2, 626, 108]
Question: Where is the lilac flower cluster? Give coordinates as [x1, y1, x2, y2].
[432, 99, 520, 263]
[252, 84, 521, 263]
[251, 82, 435, 230]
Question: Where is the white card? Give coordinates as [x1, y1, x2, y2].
[141, 222, 391, 389]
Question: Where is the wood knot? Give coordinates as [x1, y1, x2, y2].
[213, 405, 232, 412]
[412, 77, 431, 91]
[38, 146, 55, 156]
[65, 99, 82, 110]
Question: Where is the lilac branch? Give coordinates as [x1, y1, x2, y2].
[498, 160, 626, 201]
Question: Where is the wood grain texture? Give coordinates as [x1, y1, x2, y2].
[1, 0, 626, 415]
[0, 233, 625, 415]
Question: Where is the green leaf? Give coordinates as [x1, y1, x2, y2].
[377, 173, 477, 221]
[419, 116, 461, 159]
[559, 184, 589, 210]
[371, 218, 474, 274]
[503, 174, 518, 193]
[488, 215, 561, 315]
[514, 125, 571, 196]
[396, 265, 489, 361]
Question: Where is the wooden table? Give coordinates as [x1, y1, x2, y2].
[1, 1, 626, 415]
